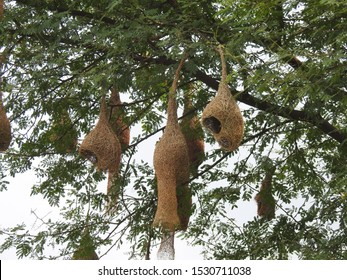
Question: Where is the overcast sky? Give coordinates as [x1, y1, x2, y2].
[0, 97, 263, 260]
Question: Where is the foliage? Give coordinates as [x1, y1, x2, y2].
[0, 0, 346, 259]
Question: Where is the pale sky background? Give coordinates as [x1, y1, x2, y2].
[0, 97, 279, 260]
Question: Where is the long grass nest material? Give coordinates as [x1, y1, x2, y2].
[255, 167, 276, 220]
[0, 90, 11, 152]
[201, 46, 244, 152]
[153, 53, 191, 231]
[109, 87, 130, 150]
[79, 96, 121, 174]
[180, 84, 205, 175]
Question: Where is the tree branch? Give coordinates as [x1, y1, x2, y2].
[195, 69, 346, 144]
[10, 1, 347, 144]
[133, 54, 346, 144]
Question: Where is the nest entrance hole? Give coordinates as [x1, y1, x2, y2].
[202, 116, 221, 134]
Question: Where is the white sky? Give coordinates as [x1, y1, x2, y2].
[0, 164, 258, 260]
[0, 107, 260, 260]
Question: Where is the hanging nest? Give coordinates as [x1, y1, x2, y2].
[180, 84, 205, 175]
[72, 228, 99, 260]
[79, 96, 121, 174]
[48, 109, 78, 154]
[105, 87, 130, 213]
[0, 89, 11, 152]
[255, 167, 276, 220]
[201, 45, 244, 152]
[153, 53, 191, 231]
[153, 121, 190, 230]
[109, 86, 130, 150]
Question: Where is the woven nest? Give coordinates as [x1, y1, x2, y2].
[153, 54, 191, 231]
[153, 124, 190, 231]
[109, 87, 130, 150]
[0, 91, 11, 152]
[201, 46, 244, 152]
[255, 168, 276, 220]
[79, 96, 121, 173]
[72, 228, 99, 260]
[105, 87, 130, 213]
[49, 109, 78, 154]
[180, 85, 205, 175]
